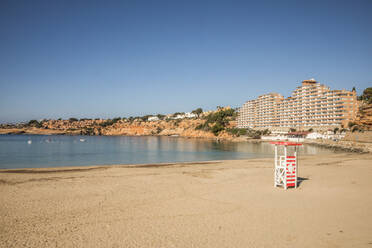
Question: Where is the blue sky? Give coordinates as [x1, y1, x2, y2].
[0, 0, 371, 123]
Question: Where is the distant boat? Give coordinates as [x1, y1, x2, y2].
[27, 140, 32, 144]
[79, 138, 86, 142]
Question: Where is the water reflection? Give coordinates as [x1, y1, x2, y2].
[0, 135, 335, 169]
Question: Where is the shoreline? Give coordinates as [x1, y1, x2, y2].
[0, 151, 358, 173]
[302, 139, 372, 153]
[2, 129, 371, 154]
[0, 160, 223, 173]
[0, 129, 230, 141]
[1, 152, 372, 247]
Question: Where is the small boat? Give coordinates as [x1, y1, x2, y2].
[27, 140, 32, 144]
[79, 138, 86, 142]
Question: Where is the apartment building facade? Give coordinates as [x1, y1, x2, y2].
[238, 79, 358, 130]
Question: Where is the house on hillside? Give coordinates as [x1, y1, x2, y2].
[148, 116, 159, 121]
[185, 112, 197, 118]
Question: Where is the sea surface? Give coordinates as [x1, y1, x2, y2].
[0, 135, 335, 169]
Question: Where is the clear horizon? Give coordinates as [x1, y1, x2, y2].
[1, 0, 371, 123]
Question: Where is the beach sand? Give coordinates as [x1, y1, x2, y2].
[1, 153, 372, 247]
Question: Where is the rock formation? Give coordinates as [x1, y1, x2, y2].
[355, 101, 372, 130]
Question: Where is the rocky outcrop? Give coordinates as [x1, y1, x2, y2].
[1, 118, 238, 140]
[0, 128, 69, 135]
[355, 102, 372, 130]
[0, 129, 25, 135]
[303, 139, 372, 153]
[100, 119, 219, 139]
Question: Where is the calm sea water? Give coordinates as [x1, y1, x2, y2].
[0, 135, 335, 169]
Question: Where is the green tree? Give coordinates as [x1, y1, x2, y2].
[211, 123, 224, 136]
[69, 118, 78, 122]
[100, 119, 120, 127]
[333, 127, 339, 134]
[226, 128, 247, 137]
[112, 117, 121, 123]
[157, 114, 166, 120]
[262, 129, 271, 135]
[191, 108, 203, 117]
[140, 115, 152, 122]
[359, 87, 372, 103]
[195, 123, 210, 131]
[172, 112, 185, 117]
[28, 120, 42, 128]
[195, 108, 236, 135]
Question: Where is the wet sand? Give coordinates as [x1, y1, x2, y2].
[1, 153, 372, 247]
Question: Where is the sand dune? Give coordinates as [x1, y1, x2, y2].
[1, 153, 372, 247]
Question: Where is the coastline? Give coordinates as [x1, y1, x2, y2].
[2, 128, 372, 153]
[0, 160, 223, 173]
[0, 128, 68, 135]
[1, 152, 372, 247]
[0, 128, 251, 144]
[2, 129, 372, 157]
[302, 139, 372, 153]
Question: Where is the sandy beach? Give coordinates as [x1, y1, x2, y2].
[1, 153, 372, 248]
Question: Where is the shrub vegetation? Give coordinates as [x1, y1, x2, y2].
[27, 120, 42, 128]
[194, 108, 236, 136]
[358, 87, 372, 103]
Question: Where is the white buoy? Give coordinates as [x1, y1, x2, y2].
[27, 140, 32, 144]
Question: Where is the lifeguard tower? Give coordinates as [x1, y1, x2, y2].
[271, 142, 302, 189]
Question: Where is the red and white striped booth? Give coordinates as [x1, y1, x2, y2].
[271, 141, 302, 189]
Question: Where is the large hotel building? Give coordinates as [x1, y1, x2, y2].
[237, 79, 358, 130]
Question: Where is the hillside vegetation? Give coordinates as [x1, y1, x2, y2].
[0, 107, 250, 140]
